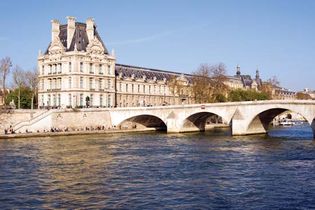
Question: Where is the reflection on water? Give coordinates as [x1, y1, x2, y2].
[0, 126, 315, 209]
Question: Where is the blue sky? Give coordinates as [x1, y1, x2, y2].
[1, 0, 315, 90]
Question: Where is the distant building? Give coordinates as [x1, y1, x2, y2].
[233, 65, 262, 90]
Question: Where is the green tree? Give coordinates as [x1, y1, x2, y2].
[228, 89, 270, 102]
[5, 87, 33, 109]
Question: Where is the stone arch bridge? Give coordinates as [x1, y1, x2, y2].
[11, 100, 315, 137]
[111, 100, 315, 136]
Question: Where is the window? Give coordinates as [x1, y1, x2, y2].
[53, 94, 56, 106]
[42, 65, 44, 75]
[138, 84, 140, 93]
[80, 77, 83, 89]
[149, 85, 151, 94]
[58, 94, 61, 106]
[90, 94, 93, 106]
[107, 94, 111, 107]
[54, 64, 57, 74]
[99, 79, 103, 90]
[100, 94, 103, 107]
[89, 63, 93, 74]
[49, 65, 52, 74]
[41, 79, 44, 90]
[108, 65, 111, 75]
[69, 62, 72, 72]
[107, 79, 111, 89]
[99, 64, 103, 74]
[58, 78, 62, 89]
[143, 85, 145, 93]
[80, 94, 83, 106]
[68, 77, 72, 89]
[68, 94, 72, 106]
[80, 62, 83, 72]
[132, 84, 134, 93]
[89, 78, 93, 90]
[119, 82, 122, 91]
[48, 94, 51, 106]
[41, 95, 44, 107]
[49, 79, 52, 90]
[126, 84, 128, 92]
[58, 64, 62, 73]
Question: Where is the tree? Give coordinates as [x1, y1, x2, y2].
[260, 76, 280, 99]
[0, 57, 12, 106]
[296, 92, 312, 100]
[25, 68, 39, 109]
[191, 64, 213, 103]
[5, 86, 33, 109]
[191, 63, 229, 103]
[228, 89, 270, 102]
[12, 65, 26, 109]
[209, 63, 229, 102]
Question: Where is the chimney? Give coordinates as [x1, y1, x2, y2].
[51, 19, 60, 42]
[67, 16, 76, 49]
[86, 17, 95, 42]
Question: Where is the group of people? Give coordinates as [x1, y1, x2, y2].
[3, 125, 121, 135]
[4, 125, 15, 134]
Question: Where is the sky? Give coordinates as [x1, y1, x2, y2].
[1, 0, 315, 91]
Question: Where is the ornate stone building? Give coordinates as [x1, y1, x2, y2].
[38, 17, 193, 108]
[38, 17, 116, 108]
[115, 64, 193, 107]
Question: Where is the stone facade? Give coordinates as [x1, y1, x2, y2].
[38, 17, 195, 108]
[38, 17, 116, 108]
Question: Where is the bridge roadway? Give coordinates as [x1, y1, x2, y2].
[110, 100, 315, 136]
[13, 100, 315, 137]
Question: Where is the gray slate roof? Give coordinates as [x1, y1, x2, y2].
[115, 64, 192, 82]
[45, 22, 108, 54]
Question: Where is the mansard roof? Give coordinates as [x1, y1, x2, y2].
[45, 22, 108, 54]
[115, 64, 192, 82]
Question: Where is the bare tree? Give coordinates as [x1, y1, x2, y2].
[0, 57, 12, 106]
[191, 64, 213, 103]
[191, 63, 229, 103]
[25, 67, 39, 109]
[12, 65, 26, 109]
[208, 63, 229, 101]
[260, 76, 281, 99]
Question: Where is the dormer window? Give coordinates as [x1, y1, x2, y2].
[89, 63, 93, 74]
[80, 62, 83, 72]
[99, 64, 103, 75]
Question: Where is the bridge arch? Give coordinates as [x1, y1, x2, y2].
[246, 106, 314, 136]
[118, 114, 167, 131]
[182, 111, 228, 132]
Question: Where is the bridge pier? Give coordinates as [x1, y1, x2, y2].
[232, 117, 267, 136]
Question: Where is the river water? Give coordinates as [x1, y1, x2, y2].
[0, 124, 315, 209]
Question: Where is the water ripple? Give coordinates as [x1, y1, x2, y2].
[0, 125, 315, 209]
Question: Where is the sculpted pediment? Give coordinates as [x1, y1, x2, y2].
[48, 37, 65, 55]
[86, 37, 105, 54]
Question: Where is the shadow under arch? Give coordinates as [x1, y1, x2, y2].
[119, 114, 167, 131]
[182, 111, 228, 132]
[247, 108, 311, 135]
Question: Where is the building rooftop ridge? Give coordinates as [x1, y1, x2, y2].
[116, 63, 192, 77]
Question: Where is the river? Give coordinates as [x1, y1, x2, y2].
[0, 124, 315, 209]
